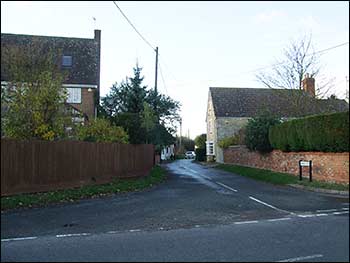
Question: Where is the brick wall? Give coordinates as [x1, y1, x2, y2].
[224, 146, 349, 184]
[215, 117, 249, 163]
[69, 88, 95, 120]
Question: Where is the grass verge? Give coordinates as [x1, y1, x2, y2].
[1, 165, 167, 211]
[216, 164, 349, 192]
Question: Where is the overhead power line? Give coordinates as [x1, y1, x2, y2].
[246, 41, 349, 74]
[158, 54, 179, 83]
[112, 1, 156, 51]
[158, 62, 169, 96]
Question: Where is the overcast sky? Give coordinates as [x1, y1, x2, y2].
[1, 1, 349, 139]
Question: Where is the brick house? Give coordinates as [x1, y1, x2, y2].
[1, 29, 101, 122]
[206, 75, 349, 163]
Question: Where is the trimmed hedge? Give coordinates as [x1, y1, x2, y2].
[269, 111, 349, 152]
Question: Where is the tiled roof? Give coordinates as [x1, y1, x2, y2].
[209, 87, 349, 118]
[1, 33, 99, 85]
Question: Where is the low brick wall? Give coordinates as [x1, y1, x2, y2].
[224, 146, 349, 184]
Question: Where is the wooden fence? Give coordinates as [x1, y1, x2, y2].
[1, 139, 155, 196]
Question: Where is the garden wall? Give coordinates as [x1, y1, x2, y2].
[224, 145, 349, 184]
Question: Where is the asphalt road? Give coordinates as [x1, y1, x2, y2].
[1, 159, 349, 262]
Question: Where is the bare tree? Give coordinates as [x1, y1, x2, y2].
[256, 34, 334, 99]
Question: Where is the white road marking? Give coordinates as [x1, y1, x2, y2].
[267, 218, 291, 222]
[315, 213, 328, 217]
[297, 214, 316, 218]
[1, 236, 37, 242]
[333, 211, 349, 215]
[249, 196, 293, 214]
[234, 220, 259, 225]
[341, 207, 349, 210]
[277, 254, 323, 262]
[129, 229, 141, 232]
[216, 182, 238, 192]
[316, 209, 338, 212]
[56, 233, 90, 238]
[107, 231, 119, 234]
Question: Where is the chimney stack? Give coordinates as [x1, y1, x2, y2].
[302, 73, 315, 97]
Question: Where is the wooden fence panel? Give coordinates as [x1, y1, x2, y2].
[1, 139, 155, 196]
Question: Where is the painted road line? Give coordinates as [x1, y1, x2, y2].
[341, 207, 349, 210]
[234, 220, 259, 225]
[316, 209, 338, 212]
[267, 218, 291, 222]
[249, 196, 293, 214]
[216, 182, 238, 192]
[277, 254, 323, 262]
[297, 214, 316, 218]
[129, 229, 141, 232]
[315, 213, 328, 217]
[1, 236, 37, 242]
[333, 211, 349, 215]
[56, 233, 90, 238]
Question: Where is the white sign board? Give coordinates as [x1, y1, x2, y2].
[300, 161, 310, 167]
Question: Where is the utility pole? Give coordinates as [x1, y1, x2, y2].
[155, 47, 159, 95]
[154, 47, 159, 115]
[346, 76, 349, 102]
[179, 118, 182, 153]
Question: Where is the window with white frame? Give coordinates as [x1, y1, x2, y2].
[206, 141, 215, 156]
[66, 87, 81, 103]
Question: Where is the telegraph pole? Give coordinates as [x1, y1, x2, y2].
[346, 76, 349, 102]
[154, 47, 158, 122]
[179, 118, 182, 153]
[155, 47, 159, 94]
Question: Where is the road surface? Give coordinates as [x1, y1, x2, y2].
[1, 159, 349, 262]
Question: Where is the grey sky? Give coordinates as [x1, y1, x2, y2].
[1, 1, 349, 138]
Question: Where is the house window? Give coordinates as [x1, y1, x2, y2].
[66, 87, 81, 103]
[206, 141, 215, 156]
[62, 55, 72, 67]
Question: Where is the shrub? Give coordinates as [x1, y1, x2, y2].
[76, 118, 129, 143]
[269, 111, 349, 152]
[244, 114, 280, 152]
[218, 135, 239, 149]
[194, 134, 206, 149]
[195, 148, 206, 161]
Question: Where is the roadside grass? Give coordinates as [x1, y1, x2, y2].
[1, 165, 167, 211]
[216, 164, 349, 191]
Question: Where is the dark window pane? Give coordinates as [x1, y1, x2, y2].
[62, 55, 72, 66]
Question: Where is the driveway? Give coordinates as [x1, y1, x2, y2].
[1, 159, 349, 262]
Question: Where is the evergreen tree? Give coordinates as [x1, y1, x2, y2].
[101, 64, 180, 146]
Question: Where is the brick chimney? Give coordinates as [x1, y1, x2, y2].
[302, 73, 315, 97]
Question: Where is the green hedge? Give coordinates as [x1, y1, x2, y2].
[269, 111, 349, 152]
[218, 135, 239, 149]
[195, 148, 206, 161]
